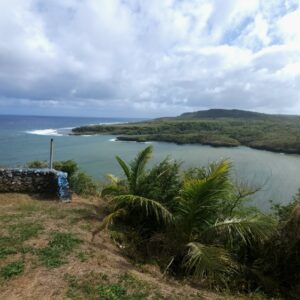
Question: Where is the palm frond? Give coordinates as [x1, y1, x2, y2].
[116, 156, 131, 181]
[130, 146, 153, 192]
[114, 194, 174, 225]
[206, 215, 276, 246]
[184, 242, 237, 278]
[92, 208, 126, 239]
[176, 160, 233, 234]
[106, 173, 121, 185]
[101, 185, 127, 197]
[180, 160, 232, 203]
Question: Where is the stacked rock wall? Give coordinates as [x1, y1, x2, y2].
[0, 168, 59, 196]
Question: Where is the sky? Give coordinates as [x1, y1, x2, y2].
[0, 0, 300, 118]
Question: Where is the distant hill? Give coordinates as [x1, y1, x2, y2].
[179, 109, 269, 119]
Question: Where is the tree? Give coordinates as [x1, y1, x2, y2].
[93, 146, 174, 237]
[167, 160, 275, 282]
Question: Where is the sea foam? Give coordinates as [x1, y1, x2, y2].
[26, 129, 63, 136]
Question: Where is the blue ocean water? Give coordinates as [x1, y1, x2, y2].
[1, 114, 300, 210]
[0, 115, 141, 168]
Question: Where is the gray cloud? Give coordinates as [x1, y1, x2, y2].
[0, 0, 300, 117]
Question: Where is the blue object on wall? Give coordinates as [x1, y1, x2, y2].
[56, 171, 72, 202]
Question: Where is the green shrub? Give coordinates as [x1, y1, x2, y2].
[53, 160, 79, 178]
[139, 158, 181, 210]
[26, 160, 48, 168]
[53, 160, 98, 196]
[69, 171, 99, 196]
[271, 189, 300, 222]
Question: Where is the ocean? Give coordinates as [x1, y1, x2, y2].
[1, 114, 300, 210]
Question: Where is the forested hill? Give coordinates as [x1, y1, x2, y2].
[167, 108, 297, 120]
[72, 109, 300, 154]
[179, 109, 267, 119]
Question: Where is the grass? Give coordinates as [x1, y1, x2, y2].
[8, 223, 44, 242]
[38, 232, 82, 268]
[0, 237, 18, 259]
[76, 251, 88, 262]
[0, 223, 43, 260]
[65, 272, 164, 300]
[0, 261, 24, 280]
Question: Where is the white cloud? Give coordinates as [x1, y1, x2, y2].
[0, 0, 299, 117]
[277, 7, 300, 44]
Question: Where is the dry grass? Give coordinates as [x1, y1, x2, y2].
[0, 193, 265, 300]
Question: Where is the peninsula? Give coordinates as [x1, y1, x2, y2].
[72, 109, 300, 154]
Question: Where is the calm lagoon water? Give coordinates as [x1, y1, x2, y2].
[1, 114, 300, 210]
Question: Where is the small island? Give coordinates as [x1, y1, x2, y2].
[72, 109, 300, 154]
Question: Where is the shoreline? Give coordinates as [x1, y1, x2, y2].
[71, 131, 300, 156]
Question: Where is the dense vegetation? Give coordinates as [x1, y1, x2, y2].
[72, 109, 300, 154]
[90, 145, 300, 298]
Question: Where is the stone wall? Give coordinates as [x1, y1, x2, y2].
[0, 168, 70, 200]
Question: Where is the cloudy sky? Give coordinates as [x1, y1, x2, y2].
[0, 0, 300, 117]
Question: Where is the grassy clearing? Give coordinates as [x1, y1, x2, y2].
[0, 195, 85, 275]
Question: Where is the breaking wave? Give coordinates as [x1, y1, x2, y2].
[26, 127, 75, 136]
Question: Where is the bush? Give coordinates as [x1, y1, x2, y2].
[271, 189, 300, 222]
[139, 158, 181, 210]
[26, 160, 48, 168]
[69, 171, 99, 196]
[53, 160, 79, 178]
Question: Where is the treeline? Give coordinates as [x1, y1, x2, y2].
[27, 147, 300, 298]
[72, 109, 300, 154]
